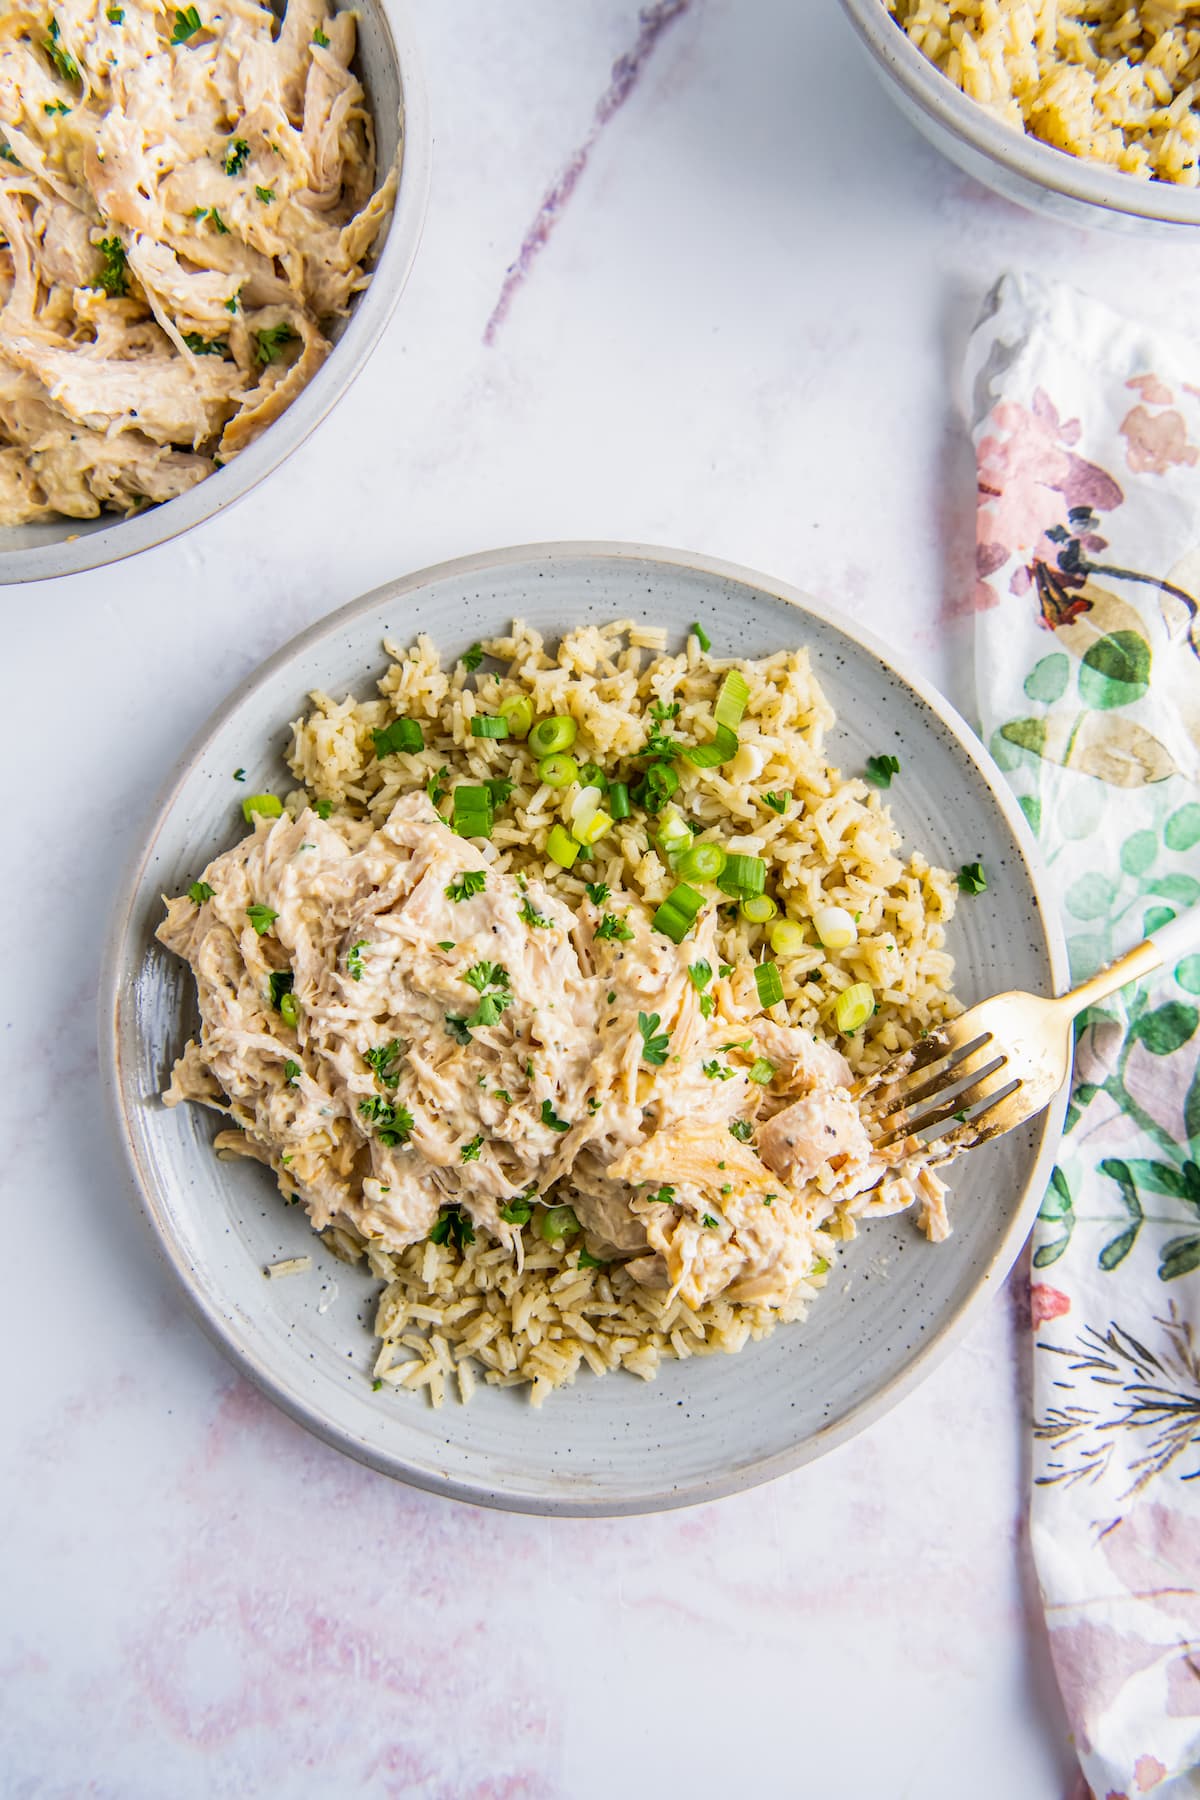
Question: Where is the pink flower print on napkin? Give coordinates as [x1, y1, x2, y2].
[975, 389, 1124, 610]
[1031, 1283, 1071, 1325]
[1121, 405, 1199, 477]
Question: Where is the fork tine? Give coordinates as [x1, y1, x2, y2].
[871, 1059, 1016, 1151]
[918, 1089, 1024, 1163]
[859, 1033, 995, 1123]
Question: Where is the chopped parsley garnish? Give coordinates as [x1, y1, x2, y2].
[372, 1377, 383, 1391]
[499, 1195, 533, 1225]
[267, 970, 293, 1010]
[233, 767, 246, 781]
[595, 912, 634, 942]
[637, 1011, 670, 1067]
[255, 185, 275, 204]
[764, 1194, 776, 1207]
[426, 765, 449, 806]
[96, 236, 127, 296]
[445, 870, 486, 902]
[192, 205, 229, 233]
[461, 642, 484, 672]
[358, 1096, 413, 1146]
[314, 797, 332, 819]
[436, 940, 455, 952]
[494, 1088, 512, 1103]
[577, 1248, 607, 1269]
[728, 1119, 754, 1143]
[283, 1059, 301, 1086]
[690, 621, 711, 652]
[346, 939, 368, 980]
[224, 291, 240, 313]
[364, 1038, 404, 1089]
[606, 991, 616, 1004]
[106, 6, 124, 19]
[182, 332, 227, 356]
[688, 959, 712, 992]
[188, 880, 214, 905]
[649, 700, 680, 722]
[224, 138, 250, 176]
[172, 6, 203, 41]
[865, 753, 901, 789]
[254, 322, 297, 364]
[43, 100, 70, 115]
[486, 778, 513, 808]
[587, 1096, 600, 1113]
[519, 898, 552, 928]
[958, 861, 988, 895]
[540, 1099, 570, 1133]
[718, 963, 733, 979]
[702, 1214, 720, 1229]
[0, 144, 20, 165]
[44, 19, 80, 82]
[459, 1134, 484, 1162]
[699, 995, 714, 1018]
[464, 960, 509, 995]
[428, 1204, 474, 1250]
[246, 902, 278, 935]
[703, 1059, 734, 1081]
[312, 23, 330, 46]
[444, 1015, 472, 1046]
[645, 1185, 676, 1205]
[762, 791, 788, 814]
[584, 882, 611, 906]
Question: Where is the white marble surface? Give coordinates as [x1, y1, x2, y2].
[11, 2, 1200, 1792]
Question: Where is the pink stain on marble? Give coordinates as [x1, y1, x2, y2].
[483, 0, 692, 346]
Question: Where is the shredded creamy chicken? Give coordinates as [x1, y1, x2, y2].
[0, 0, 396, 525]
[158, 794, 950, 1313]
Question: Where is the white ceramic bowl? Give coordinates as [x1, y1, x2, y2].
[840, 0, 1200, 237]
[102, 542, 1069, 1516]
[0, 0, 431, 584]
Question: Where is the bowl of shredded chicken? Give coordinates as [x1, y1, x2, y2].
[0, 0, 429, 579]
[157, 617, 966, 1407]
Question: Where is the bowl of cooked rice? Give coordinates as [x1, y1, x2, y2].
[0, 0, 431, 583]
[103, 542, 1068, 1514]
[841, 0, 1200, 235]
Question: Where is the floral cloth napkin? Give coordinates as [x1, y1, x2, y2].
[965, 273, 1200, 1800]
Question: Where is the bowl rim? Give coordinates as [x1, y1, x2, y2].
[0, 0, 433, 585]
[99, 539, 1071, 1516]
[839, 0, 1200, 228]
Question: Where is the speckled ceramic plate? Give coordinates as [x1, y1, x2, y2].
[102, 542, 1068, 1516]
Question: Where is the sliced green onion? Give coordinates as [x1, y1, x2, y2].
[656, 809, 693, 862]
[682, 724, 738, 768]
[539, 753, 578, 788]
[608, 781, 631, 820]
[279, 991, 299, 1028]
[529, 715, 577, 757]
[652, 883, 705, 944]
[470, 715, 509, 739]
[835, 981, 875, 1034]
[451, 784, 494, 839]
[546, 824, 581, 868]
[748, 1057, 775, 1085]
[373, 717, 424, 757]
[569, 785, 604, 835]
[637, 762, 679, 814]
[242, 793, 283, 822]
[690, 621, 711, 652]
[717, 855, 766, 897]
[754, 962, 784, 1008]
[576, 810, 613, 847]
[678, 841, 727, 883]
[577, 761, 606, 790]
[714, 670, 750, 732]
[769, 918, 808, 957]
[813, 905, 857, 950]
[741, 894, 778, 924]
[499, 695, 533, 739]
[538, 1203, 580, 1242]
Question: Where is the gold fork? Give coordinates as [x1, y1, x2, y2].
[858, 911, 1199, 1163]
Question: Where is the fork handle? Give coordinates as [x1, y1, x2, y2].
[1062, 908, 1200, 1015]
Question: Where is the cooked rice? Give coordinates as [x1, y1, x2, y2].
[888, 1, 1200, 185]
[285, 619, 959, 1404]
